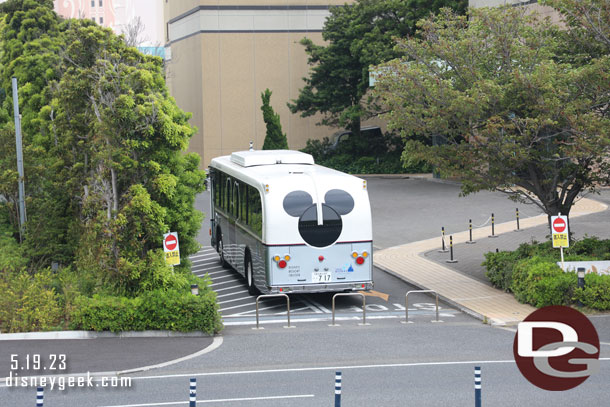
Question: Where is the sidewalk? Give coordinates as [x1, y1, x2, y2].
[373, 197, 608, 326]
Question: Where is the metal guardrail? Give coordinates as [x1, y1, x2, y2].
[330, 292, 368, 326]
[402, 290, 442, 324]
[253, 294, 292, 329]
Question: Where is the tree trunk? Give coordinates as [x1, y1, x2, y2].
[110, 166, 118, 215]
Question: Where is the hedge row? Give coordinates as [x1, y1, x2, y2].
[70, 289, 223, 334]
[0, 267, 223, 334]
[483, 238, 610, 310]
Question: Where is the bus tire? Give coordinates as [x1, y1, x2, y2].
[245, 253, 257, 295]
[217, 235, 229, 268]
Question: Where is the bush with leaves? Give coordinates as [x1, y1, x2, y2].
[0, 268, 63, 333]
[574, 273, 610, 310]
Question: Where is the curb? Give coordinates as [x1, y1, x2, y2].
[0, 330, 215, 341]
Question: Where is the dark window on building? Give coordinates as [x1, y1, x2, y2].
[99, 17, 103, 24]
[99, 0, 103, 7]
[91, 17, 96, 22]
[91, 0, 95, 7]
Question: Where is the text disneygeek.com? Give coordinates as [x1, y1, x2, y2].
[5, 372, 132, 391]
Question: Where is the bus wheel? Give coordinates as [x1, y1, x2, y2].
[218, 236, 228, 267]
[245, 254, 256, 295]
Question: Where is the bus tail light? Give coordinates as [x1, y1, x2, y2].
[352, 251, 368, 265]
[273, 254, 290, 269]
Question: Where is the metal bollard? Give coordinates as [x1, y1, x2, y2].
[439, 227, 448, 252]
[489, 213, 497, 238]
[253, 294, 292, 329]
[446, 235, 457, 263]
[403, 290, 442, 324]
[36, 387, 43, 407]
[475, 366, 482, 407]
[330, 293, 368, 326]
[515, 208, 521, 231]
[189, 378, 196, 407]
[466, 219, 476, 244]
[335, 371, 342, 407]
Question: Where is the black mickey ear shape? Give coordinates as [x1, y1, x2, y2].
[283, 191, 313, 217]
[324, 189, 354, 215]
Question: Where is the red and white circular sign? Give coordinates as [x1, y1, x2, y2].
[164, 234, 178, 251]
[513, 306, 600, 391]
[552, 218, 566, 233]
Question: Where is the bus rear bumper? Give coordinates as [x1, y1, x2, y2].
[265, 281, 373, 295]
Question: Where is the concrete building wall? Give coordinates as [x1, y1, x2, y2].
[469, 0, 560, 22]
[164, 1, 358, 167]
[54, 0, 164, 46]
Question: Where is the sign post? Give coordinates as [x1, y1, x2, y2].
[163, 232, 180, 266]
[551, 214, 569, 271]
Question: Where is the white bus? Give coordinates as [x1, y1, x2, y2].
[208, 149, 373, 295]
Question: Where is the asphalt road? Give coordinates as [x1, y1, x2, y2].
[2, 178, 608, 406]
[2, 317, 608, 406]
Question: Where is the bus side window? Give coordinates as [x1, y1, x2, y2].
[219, 172, 226, 211]
[225, 177, 232, 214]
[233, 181, 239, 219]
[240, 182, 248, 224]
[248, 185, 262, 237]
[213, 171, 221, 209]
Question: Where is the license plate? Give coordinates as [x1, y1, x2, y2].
[312, 272, 331, 283]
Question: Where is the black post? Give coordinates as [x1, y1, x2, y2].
[189, 378, 196, 407]
[489, 213, 498, 238]
[335, 371, 342, 407]
[515, 208, 521, 231]
[466, 219, 476, 244]
[577, 267, 585, 307]
[36, 387, 43, 407]
[475, 366, 482, 407]
[447, 235, 458, 263]
[439, 227, 448, 252]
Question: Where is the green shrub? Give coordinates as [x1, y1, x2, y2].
[69, 288, 222, 334]
[483, 250, 521, 291]
[574, 273, 610, 310]
[511, 256, 577, 307]
[0, 269, 63, 333]
[137, 289, 222, 333]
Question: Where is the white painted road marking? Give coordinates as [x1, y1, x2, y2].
[127, 358, 610, 382]
[98, 394, 315, 407]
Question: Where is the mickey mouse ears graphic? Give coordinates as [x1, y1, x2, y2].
[282, 189, 354, 247]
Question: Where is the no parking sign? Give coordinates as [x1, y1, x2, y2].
[163, 232, 180, 266]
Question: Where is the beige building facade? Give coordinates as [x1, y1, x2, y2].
[163, 1, 357, 167]
[469, 0, 560, 20]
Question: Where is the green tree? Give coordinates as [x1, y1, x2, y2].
[373, 7, 610, 225]
[40, 20, 205, 293]
[260, 89, 288, 150]
[0, 1, 205, 290]
[542, 0, 610, 59]
[288, 0, 467, 136]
